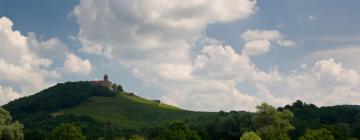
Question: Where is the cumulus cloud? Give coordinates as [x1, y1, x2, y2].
[73, 0, 360, 111]
[242, 40, 271, 56]
[73, 0, 259, 111]
[63, 54, 92, 75]
[305, 46, 360, 72]
[27, 33, 69, 59]
[314, 59, 359, 86]
[74, 0, 257, 62]
[241, 30, 282, 42]
[241, 29, 296, 50]
[0, 17, 93, 104]
[0, 85, 21, 105]
[0, 17, 60, 93]
[194, 45, 254, 80]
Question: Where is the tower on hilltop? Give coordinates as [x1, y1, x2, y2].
[91, 74, 117, 92]
[104, 74, 109, 81]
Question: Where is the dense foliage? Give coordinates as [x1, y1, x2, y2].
[22, 114, 136, 140]
[0, 107, 24, 140]
[281, 100, 360, 140]
[50, 123, 86, 140]
[253, 103, 294, 140]
[183, 111, 253, 140]
[143, 101, 360, 140]
[299, 128, 334, 140]
[154, 121, 200, 140]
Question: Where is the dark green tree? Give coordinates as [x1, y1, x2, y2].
[155, 121, 200, 140]
[252, 103, 294, 140]
[0, 107, 24, 140]
[299, 128, 334, 140]
[51, 123, 86, 140]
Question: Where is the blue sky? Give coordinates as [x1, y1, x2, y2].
[1, 0, 360, 111]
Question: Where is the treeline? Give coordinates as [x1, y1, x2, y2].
[141, 101, 360, 140]
[24, 114, 135, 140]
[282, 100, 360, 139]
[3, 100, 360, 139]
[3, 81, 117, 120]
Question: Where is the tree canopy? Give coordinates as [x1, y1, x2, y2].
[252, 103, 294, 140]
[155, 120, 201, 140]
[299, 128, 334, 140]
[240, 131, 261, 140]
[0, 107, 24, 140]
[51, 123, 86, 140]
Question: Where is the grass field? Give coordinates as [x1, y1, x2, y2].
[64, 92, 216, 130]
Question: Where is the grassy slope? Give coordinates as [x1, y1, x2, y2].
[64, 92, 216, 130]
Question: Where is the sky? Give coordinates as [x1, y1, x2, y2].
[1, 0, 360, 111]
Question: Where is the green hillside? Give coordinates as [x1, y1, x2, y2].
[63, 92, 215, 130]
[2, 81, 215, 139]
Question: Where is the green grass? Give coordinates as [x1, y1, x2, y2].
[64, 92, 215, 130]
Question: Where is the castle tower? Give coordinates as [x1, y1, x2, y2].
[104, 74, 109, 81]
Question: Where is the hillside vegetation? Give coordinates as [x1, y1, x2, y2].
[3, 81, 360, 140]
[64, 93, 214, 129]
[2, 81, 215, 139]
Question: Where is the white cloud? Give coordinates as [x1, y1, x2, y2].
[277, 58, 360, 106]
[73, 0, 360, 111]
[0, 85, 21, 105]
[160, 79, 259, 111]
[0, 17, 61, 95]
[314, 59, 359, 86]
[73, 0, 259, 111]
[63, 54, 92, 75]
[242, 40, 271, 56]
[27, 33, 69, 59]
[74, 0, 257, 62]
[241, 30, 282, 42]
[194, 45, 254, 80]
[240, 29, 296, 56]
[0, 17, 92, 105]
[277, 40, 296, 48]
[305, 46, 360, 72]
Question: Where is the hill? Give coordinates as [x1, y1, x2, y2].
[2, 81, 215, 139]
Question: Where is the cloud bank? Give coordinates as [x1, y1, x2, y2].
[0, 17, 92, 105]
[72, 0, 360, 111]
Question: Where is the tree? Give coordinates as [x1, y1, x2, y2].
[240, 131, 261, 140]
[299, 128, 334, 140]
[51, 123, 86, 140]
[0, 107, 24, 140]
[252, 103, 294, 140]
[155, 121, 200, 140]
[129, 134, 145, 140]
[117, 85, 123, 92]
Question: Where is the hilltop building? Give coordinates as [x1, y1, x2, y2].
[91, 74, 118, 92]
